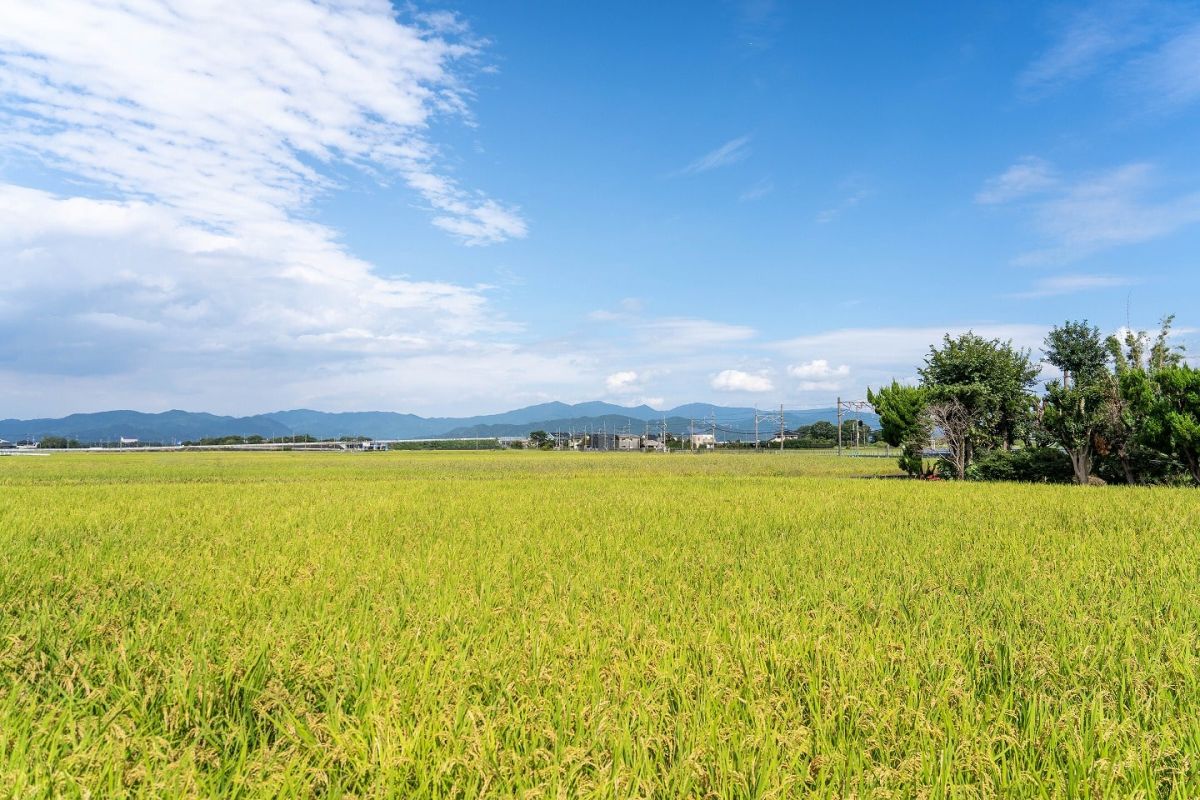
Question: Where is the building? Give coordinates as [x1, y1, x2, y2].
[687, 433, 716, 450]
[616, 433, 643, 451]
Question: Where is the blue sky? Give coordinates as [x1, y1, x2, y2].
[1, 0, 1198, 416]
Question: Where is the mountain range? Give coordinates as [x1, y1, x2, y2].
[0, 402, 878, 443]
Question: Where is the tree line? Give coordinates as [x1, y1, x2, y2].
[868, 316, 1199, 486]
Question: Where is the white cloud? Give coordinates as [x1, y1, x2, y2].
[711, 369, 773, 393]
[676, 135, 751, 176]
[0, 185, 506, 370]
[0, 0, 525, 245]
[976, 157, 1058, 204]
[605, 370, 640, 393]
[1010, 274, 1139, 299]
[0, 1, 546, 415]
[787, 359, 850, 379]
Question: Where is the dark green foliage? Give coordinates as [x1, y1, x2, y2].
[36, 436, 82, 449]
[1143, 365, 1200, 485]
[1040, 380, 1109, 484]
[867, 381, 926, 448]
[966, 448, 1074, 483]
[1102, 316, 1190, 485]
[389, 439, 501, 450]
[183, 434, 318, 445]
[1038, 321, 1113, 484]
[868, 381, 930, 477]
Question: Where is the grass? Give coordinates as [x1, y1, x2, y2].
[2, 450, 1199, 797]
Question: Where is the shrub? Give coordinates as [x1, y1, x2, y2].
[966, 447, 1074, 484]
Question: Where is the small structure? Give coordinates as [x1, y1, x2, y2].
[588, 432, 617, 451]
[360, 440, 389, 451]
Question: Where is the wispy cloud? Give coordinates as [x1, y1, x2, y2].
[1019, 3, 1200, 110]
[1020, 4, 1152, 95]
[979, 159, 1200, 263]
[771, 324, 1047, 369]
[676, 135, 752, 176]
[588, 297, 643, 322]
[975, 156, 1058, 204]
[638, 318, 757, 349]
[1009, 274, 1140, 299]
[1128, 21, 1200, 108]
[816, 176, 873, 223]
[739, 177, 774, 202]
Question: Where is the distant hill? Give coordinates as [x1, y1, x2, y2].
[0, 402, 878, 443]
[0, 410, 291, 444]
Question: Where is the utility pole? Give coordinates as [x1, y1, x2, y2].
[779, 404, 785, 453]
[690, 418, 695, 453]
[754, 408, 759, 451]
[837, 396, 843, 456]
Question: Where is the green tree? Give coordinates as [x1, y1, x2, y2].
[867, 381, 929, 476]
[1043, 320, 1108, 388]
[919, 332, 1039, 461]
[1144, 365, 1200, 486]
[37, 436, 79, 449]
[809, 420, 837, 440]
[528, 430, 551, 449]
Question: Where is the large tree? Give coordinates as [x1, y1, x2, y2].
[1039, 321, 1111, 484]
[919, 332, 1039, 463]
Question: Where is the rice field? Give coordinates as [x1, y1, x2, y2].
[2, 450, 1199, 797]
